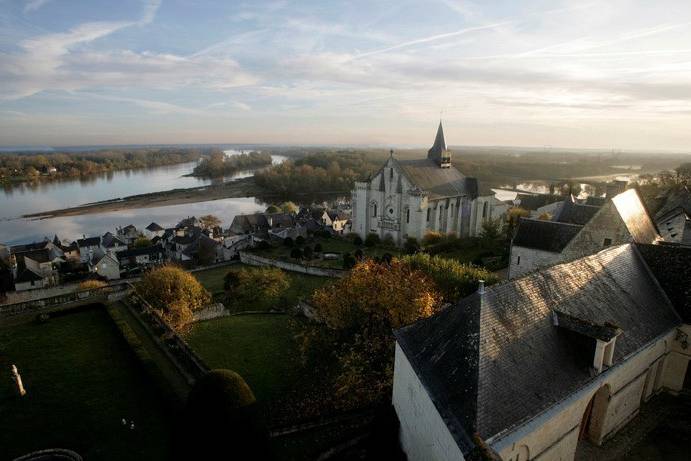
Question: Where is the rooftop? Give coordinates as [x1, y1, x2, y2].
[512, 218, 583, 253]
[395, 244, 680, 452]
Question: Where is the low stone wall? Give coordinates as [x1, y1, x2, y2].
[192, 303, 228, 322]
[239, 252, 346, 278]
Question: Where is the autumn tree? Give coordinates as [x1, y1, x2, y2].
[303, 259, 442, 408]
[199, 214, 222, 229]
[134, 236, 152, 248]
[280, 201, 299, 214]
[137, 265, 211, 332]
[224, 267, 289, 312]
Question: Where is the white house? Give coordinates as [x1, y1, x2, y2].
[144, 222, 166, 239]
[89, 251, 120, 280]
[351, 122, 506, 245]
[393, 243, 689, 461]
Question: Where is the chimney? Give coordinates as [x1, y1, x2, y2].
[478, 280, 485, 295]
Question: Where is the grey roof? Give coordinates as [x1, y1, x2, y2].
[146, 222, 164, 231]
[611, 189, 660, 244]
[585, 196, 608, 207]
[636, 243, 691, 323]
[396, 158, 469, 200]
[555, 199, 600, 225]
[654, 186, 691, 220]
[77, 236, 101, 247]
[102, 233, 126, 248]
[516, 193, 563, 211]
[513, 218, 582, 252]
[117, 246, 164, 259]
[395, 244, 681, 453]
[20, 248, 52, 263]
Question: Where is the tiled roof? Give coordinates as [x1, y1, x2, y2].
[395, 244, 680, 452]
[396, 158, 468, 200]
[513, 218, 582, 252]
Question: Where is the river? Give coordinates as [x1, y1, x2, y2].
[0, 150, 287, 245]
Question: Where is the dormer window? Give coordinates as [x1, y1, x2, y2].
[552, 310, 622, 374]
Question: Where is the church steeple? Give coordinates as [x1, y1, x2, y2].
[427, 121, 451, 168]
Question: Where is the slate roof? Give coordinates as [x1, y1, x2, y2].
[636, 243, 691, 323]
[512, 218, 582, 253]
[554, 199, 600, 225]
[20, 248, 52, 263]
[516, 193, 563, 211]
[394, 244, 681, 453]
[15, 268, 43, 283]
[146, 222, 164, 232]
[396, 158, 469, 200]
[428, 121, 448, 158]
[611, 189, 660, 244]
[117, 246, 164, 259]
[654, 186, 691, 220]
[585, 196, 608, 207]
[102, 233, 126, 248]
[77, 236, 101, 247]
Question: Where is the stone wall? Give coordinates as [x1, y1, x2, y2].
[508, 245, 564, 279]
[239, 252, 345, 278]
[561, 202, 630, 262]
[192, 303, 228, 322]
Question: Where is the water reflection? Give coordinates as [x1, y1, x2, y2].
[0, 197, 267, 245]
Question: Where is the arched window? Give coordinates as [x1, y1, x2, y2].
[482, 201, 488, 218]
[426, 208, 430, 222]
[390, 168, 394, 180]
[406, 208, 410, 223]
[372, 203, 377, 217]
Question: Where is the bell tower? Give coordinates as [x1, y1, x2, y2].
[427, 121, 451, 168]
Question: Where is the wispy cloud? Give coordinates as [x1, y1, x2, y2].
[23, 0, 52, 13]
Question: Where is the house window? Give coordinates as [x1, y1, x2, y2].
[426, 208, 430, 222]
[482, 201, 488, 218]
[603, 238, 612, 247]
[517, 256, 521, 265]
[406, 208, 410, 223]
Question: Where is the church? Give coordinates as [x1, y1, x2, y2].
[351, 122, 506, 244]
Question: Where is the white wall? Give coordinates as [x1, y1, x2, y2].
[490, 329, 682, 461]
[392, 343, 466, 461]
[508, 245, 563, 279]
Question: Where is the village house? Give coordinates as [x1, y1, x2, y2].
[508, 188, 659, 279]
[229, 212, 297, 236]
[144, 222, 165, 239]
[8, 240, 65, 291]
[117, 245, 165, 270]
[88, 250, 120, 280]
[116, 224, 140, 244]
[651, 186, 690, 246]
[393, 243, 690, 461]
[101, 232, 128, 256]
[76, 236, 102, 263]
[352, 122, 508, 245]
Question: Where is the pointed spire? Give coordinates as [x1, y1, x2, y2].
[427, 120, 452, 168]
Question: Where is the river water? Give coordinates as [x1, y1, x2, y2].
[0, 150, 286, 245]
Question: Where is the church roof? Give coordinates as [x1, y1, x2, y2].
[396, 158, 469, 200]
[428, 121, 447, 158]
[394, 244, 680, 453]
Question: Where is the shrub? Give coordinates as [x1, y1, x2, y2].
[256, 240, 271, 250]
[343, 253, 356, 269]
[353, 235, 363, 246]
[303, 246, 313, 260]
[225, 267, 289, 312]
[314, 243, 323, 253]
[290, 248, 303, 260]
[404, 237, 420, 254]
[295, 235, 305, 246]
[422, 231, 444, 246]
[365, 233, 380, 247]
[354, 248, 364, 260]
[382, 234, 395, 247]
[79, 279, 107, 290]
[401, 253, 498, 303]
[284, 237, 294, 247]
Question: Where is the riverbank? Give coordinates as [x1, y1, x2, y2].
[23, 177, 264, 218]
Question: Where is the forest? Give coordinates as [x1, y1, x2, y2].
[0, 147, 211, 185]
[191, 151, 272, 178]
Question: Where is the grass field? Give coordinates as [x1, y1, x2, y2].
[0, 307, 172, 461]
[193, 264, 332, 309]
[186, 314, 300, 403]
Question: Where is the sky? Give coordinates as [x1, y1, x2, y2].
[1, 0, 691, 150]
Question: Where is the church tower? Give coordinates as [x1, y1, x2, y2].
[427, 121, 452, 168]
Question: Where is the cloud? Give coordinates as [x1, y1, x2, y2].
[23, 0, 52, 13]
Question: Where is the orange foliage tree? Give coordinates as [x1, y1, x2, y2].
[302, 258, 442, 409]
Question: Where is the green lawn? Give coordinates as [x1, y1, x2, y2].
[0, 307, 172, 461]
[193, 264, 332, 309]
[186, 315, 300, 403]
[250, 236, 403, 269]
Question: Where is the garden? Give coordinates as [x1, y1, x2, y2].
[0, 307, 172, 461]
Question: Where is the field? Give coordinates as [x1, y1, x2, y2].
[0, 307, 172, 461]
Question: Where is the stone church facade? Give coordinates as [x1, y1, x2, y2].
[351, 123, 506, 244]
